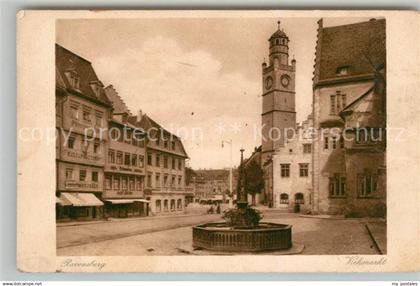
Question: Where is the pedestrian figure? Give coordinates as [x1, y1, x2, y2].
[216, 203, 221, 214]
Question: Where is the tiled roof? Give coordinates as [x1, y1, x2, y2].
[55, 44, 111, 106]
[269, 29, 288, 40]
[194, 169, 230, 180]
[314, 19, 386, 84]
[104, 85, 131, 114]
[130, 114, 189, 158]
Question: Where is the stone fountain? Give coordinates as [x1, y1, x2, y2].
[192, 148, 292, 252]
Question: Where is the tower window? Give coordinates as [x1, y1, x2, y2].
[275, 39, 280, 45]
[303, 144, 311, 154]
[332, 137, 337, 149]
[330, 95, 336, 114]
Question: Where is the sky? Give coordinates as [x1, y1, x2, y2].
[57, 17, 370, 169]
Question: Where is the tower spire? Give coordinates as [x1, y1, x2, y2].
[277, 20, 281, 30]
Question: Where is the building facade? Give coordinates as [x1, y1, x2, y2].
[55, 44, 192, 221]
[55, 44, 112, 221]
[102, 86, 148, 218]
[271, 116, 313, 211]
[311, 18, 386, 216]
[190, 169, 231, 203]
[128, 114, 190, 215]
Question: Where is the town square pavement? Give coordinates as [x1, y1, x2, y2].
[57, 211, 381, 256]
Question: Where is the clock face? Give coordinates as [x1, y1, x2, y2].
[281, 75, 290, 87]
[265, 76, 273, 90]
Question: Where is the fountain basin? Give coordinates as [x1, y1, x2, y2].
[192, 222, 292, 252]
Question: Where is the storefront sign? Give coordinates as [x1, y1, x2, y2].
[65, 149, 102, 162]
[106, 164, 144, 173]
[65, 181, 99, 189]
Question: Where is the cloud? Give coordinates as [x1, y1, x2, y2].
[94, 36, 261, 168]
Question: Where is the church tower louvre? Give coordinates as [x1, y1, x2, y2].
[261, 21, 297, 161]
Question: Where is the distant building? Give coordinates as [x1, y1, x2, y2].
[190, 169, 231, 203]
[55, 44, 112, 221]
[311, 18, 386, 216]
[102, 85, 149, 218]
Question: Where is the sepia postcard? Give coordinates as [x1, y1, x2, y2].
[16, 10, 419, 273]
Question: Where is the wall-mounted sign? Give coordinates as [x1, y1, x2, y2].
[65, 181, 99, 189]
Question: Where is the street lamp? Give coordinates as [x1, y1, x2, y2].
[221, 139, 233, 207]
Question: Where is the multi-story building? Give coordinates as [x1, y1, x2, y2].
[311, 18, 386, 216]
[191, 169, 231, 203]
[271, 115, 313, 211]
[128, 113, 190, 215]
[102, 85, 148, 218]
[55, 44, 112, 221]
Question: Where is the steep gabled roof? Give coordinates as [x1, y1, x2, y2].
[104, 85, 131, 114]
[313, 19, 386, 86]
[130, 114, 189, 158]
[55, 44, 111, 106]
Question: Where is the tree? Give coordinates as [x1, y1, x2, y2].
[244, 159, 265, 206]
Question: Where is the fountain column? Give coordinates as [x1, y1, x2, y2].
[236, 148, 248, 209]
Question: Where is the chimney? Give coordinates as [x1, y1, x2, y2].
[137, 109, 143, 121]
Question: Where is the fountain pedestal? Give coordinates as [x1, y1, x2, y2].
[193, 222, 292, 252]
[192, 148, 292, 252]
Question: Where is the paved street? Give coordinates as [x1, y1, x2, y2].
[57, 213, 222, 249]
[57, 211, 380, 256]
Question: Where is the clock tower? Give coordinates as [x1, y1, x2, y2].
[261, 21, 296, 160]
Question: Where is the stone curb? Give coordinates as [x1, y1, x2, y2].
[57, 218, 223, 249]
[57, 212, 214, 228]
[364, 223, 384, 254]
[185, 242, 305, 256]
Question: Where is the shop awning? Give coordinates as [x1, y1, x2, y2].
[61, 192, 104, 207]
[133, 199, 150, 204]
[105, 199, 134, 204]
[56, 196, 72, 206]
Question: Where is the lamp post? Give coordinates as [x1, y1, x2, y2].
[221, 140, 233, 207]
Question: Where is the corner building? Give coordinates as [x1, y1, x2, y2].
[311, 18, 386, 216]
[55, 44, 112, 221]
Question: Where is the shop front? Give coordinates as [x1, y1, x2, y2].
[104, 199, 149, 218]
[57, 192, 104, 221]
[56, 195, 72, 221]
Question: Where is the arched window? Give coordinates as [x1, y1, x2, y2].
[155, 200, 161, 213]
[295, 193, 304, 204]
[170, 199, 175, 211]
[273, 57, 279, 67]
[177, 199, 182, 210]
[275, 39, 280, 45]
[163, 199, 168, 212]
[280, 193, 289, 204]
